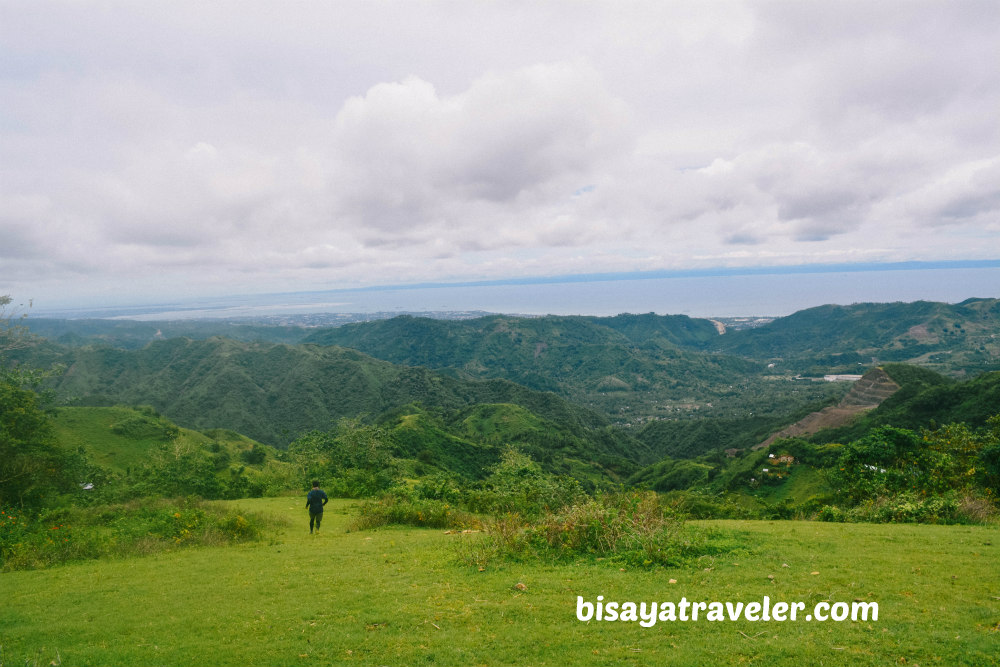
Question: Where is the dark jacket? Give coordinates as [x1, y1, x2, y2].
[306, 488, 328, 513]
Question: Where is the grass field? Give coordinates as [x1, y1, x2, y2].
[2, 498, 998, 666]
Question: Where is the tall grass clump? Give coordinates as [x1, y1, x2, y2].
[350, 449, 584, 531]
[817, 490, 998, 525]
[1, 498, 279, 571]
[457, 491, 737, 569]
[348, 486, 480, 531]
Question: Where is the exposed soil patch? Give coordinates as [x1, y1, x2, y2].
[755, 367, 900, 449]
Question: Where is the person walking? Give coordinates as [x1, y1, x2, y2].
[305, 480, 328, 534]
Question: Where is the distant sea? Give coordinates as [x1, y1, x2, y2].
[41, 262, 1000, 321]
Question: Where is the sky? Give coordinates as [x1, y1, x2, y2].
[1, 0, 999, 310]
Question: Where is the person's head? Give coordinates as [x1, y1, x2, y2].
[312, 480, 320, 489]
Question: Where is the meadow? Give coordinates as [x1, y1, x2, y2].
[2, 498, 998, 666]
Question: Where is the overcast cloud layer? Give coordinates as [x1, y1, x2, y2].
[2, 1, 999, 308]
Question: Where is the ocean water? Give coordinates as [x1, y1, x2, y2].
[83, 265, 1000, 320]
[349, 267, 1000, 318]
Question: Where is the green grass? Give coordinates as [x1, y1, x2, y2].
[48, 406, 301, 498]
[50, 406, 185, 472]
[1, 499, 998, 666]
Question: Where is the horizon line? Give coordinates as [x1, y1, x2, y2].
[300, 258, 1000, 295]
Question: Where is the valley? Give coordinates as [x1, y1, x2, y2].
[4, 296, 1000, 667]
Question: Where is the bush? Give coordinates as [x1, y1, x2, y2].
[0, 498, 275, 571]
[239, 445, 267, 465]
[456, 491, 734, 569]
[465, 448, 586, 518]
[349, 489, 479, 531]
[817, 491, 996, 525]
[217, 512, 261, 541]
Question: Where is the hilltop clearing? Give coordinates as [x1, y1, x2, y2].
[2, 498, 998, 666]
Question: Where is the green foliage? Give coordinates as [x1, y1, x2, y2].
[21, 335, 620, 449]
[715, 299, 1000, 375]
[301, 313, 777, 421]
[831, 422, 999, 503]
[379, 407, 500, 478]
[289, 419, 400, 497]
[626, 457, 715, 492]
[239, 444, 267, 465]
[456, 490, 734, 569]
[350, 450, 590, 531]
[879, 363, 953, 388]
[129, 441, 228, 499]
[465, 448, 587, 518]
[46, 406, 298, 502]
[0, 498, 273, 571]
[23, 317, 313, 349]
[0, 378, 85, 508]
[109, 411, 179, 440]
[817, 491, 996, 525]
[349, 487, 479, 531]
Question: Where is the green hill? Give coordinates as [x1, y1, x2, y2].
[812, 366, 1000, 444]
[23, 318, 312, 349]
[714, 298, 1000, 374]
[10, 328, 658, 486]
[299, 313, 834, 421]
[50, 405, 298, 498]
[627, 364, 1000, 510]
[20, 338, 636, 474]
[300, 313, 732, 396]
[51, 405, 186, 472]
[373, 402, 645, 483]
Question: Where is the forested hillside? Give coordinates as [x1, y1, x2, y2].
[627, 364, 1000, 519]
[4, 297, 1000, 543]
[14, 298, 1000, 465]
[713, 298, 1000, 374]
[13, 337, 636, 462]
[300, 313, 843, 420]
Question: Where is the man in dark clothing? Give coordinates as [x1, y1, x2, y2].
[305, 480, 329, 534]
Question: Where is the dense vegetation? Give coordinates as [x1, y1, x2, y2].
[3, 296, 1000, 575]
[12, 337, 617, 447]
[713, 298, 1000, 374]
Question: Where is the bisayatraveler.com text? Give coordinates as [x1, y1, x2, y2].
[576, 596, 878, 627]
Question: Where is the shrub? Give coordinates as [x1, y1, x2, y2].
[456, 491, 731, 569]
[349, 490, 479, 531]
[465, 448, 586, 518]
[216, 512, 261, 541]
[817, 491, 996, 525]
[239, 445, 267, 465]
[0, 499, 276, 571]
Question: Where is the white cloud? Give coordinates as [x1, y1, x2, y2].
[0, 0, 998, 308]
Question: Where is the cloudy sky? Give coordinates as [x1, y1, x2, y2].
[2, 0, 999, 309]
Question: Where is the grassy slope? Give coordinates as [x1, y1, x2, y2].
[1, 498, 997, 666]
[50, 406, 185, 471]
[48, 406, 297, 490]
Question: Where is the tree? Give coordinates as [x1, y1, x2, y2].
[1, 296, 32, 372]
[0, 295, 81, 507]
[288, 418, 399, 497]
[0, 379, 74, 506]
